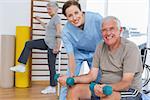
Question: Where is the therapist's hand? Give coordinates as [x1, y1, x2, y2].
[58, 75, 68, 86]
[70, 73, 75, 77]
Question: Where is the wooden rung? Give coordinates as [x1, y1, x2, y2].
[32, 52, 47, 54]
[33, 5, 46, 8]
[32, 75, 50, 77]
[33, 17, 50, 19]
[32, 63, 67, 65]
[32, 0, 49, 2]
[32, 34, 45, 36]
[32, 69, 67, 71]
[32, 28, 45, 31]
[33, 5, 62, 9]
[33, 11, 47, 13]
[32, 22, 43, 24]
[32, 52, 66, 54]
[32, 56, 67, 59]
[32, 58, 47, 59]
[31, 0, 67, 81]
[33, 11, 63, 15]
[33, 0, 66, 3]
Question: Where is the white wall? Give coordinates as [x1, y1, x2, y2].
[0, 0, 31, 35]
[0, 0, 87, 35]
[147, 0, 150, 48]
[79, 0, 87, 11]
[86, 0, 105, 17]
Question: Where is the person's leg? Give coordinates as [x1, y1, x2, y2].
[121, 89, 142, 100]
[67, 84, 91, 100]
[10, 39, 48, 72]
[47, 48, 57, 86]
[18, 39, 47, 64]
[101, 91, 121, 100]
[91, 87, 141, 100]
[121, 93, 142, 100]
[91, 94, 100, 100]
[41, 48, 57, 94]
[59, 86, 68, 100]
[59, 67, 72, 100]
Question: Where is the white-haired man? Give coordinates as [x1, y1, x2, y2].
[59, 16, 143, 100]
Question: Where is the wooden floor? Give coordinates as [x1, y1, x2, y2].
[0, 81, 58, 100]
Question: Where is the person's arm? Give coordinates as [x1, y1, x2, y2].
[74, 67, 99, 83]
[73, 44, 101, 83]
[61, 27, 76, 76]
[53, 23, 62, 54]
[34, 16, 46, 28]
[110, 44, 142, 91]
[94, 73, 134, 98]
[57, 53, 76, 86]
[110, 73, 134, 91]
[58, 43, 100, 85]
[68, 52, 76, 77]
[58, 67, 99, 86]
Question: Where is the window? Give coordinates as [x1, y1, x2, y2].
[86, 0, 149, 48]
[108, 0, 149, 36]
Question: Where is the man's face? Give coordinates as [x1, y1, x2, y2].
[101, 19, 122, 46]
[65, 5, 84, 27]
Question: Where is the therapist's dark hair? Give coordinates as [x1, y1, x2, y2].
[62, 0, 81, 16]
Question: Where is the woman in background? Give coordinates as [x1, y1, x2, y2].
[10, 1, 62, 94]
[58, 0, 103, 100]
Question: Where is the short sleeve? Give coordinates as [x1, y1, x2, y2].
[92, 44, 101, 68]
[54, 16, 61, 25]
[123, 44, 142, 73]
[62, 28, 74, 54]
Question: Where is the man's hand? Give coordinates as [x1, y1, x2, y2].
[94, 84, 106, 97]
[58, 75, 68, 86]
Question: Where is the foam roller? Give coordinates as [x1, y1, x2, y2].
[15, 26, 32, 88]
[0, 35, 15, 88]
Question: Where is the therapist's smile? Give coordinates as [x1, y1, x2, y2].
[65, 5, 84, 27]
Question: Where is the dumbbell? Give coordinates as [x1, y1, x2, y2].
[54, 74, 75, 86]
[89, 82, 112, 96]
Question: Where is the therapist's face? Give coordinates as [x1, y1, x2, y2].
[65, 5, 84, 27]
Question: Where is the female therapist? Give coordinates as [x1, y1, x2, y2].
[59, 1, 103, 100]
